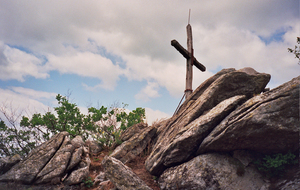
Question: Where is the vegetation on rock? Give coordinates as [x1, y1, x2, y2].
[253, 151, 298, 178]
[0, 94, 145, 157]
[288, 37, 300, 64]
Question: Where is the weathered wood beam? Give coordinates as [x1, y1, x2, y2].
[186, 24, 193, 99]
[171, 39, 206, 72]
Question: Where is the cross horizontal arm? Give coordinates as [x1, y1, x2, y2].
[171, 39, 206, 72]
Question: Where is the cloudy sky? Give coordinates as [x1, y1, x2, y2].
[0, 0, 299, 124]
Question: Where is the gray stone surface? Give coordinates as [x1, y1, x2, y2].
[64, 166, 89, 185]
[198, 76, 300, 154]
[146, 67, 270, 176]
[158, 153, 267, 190]
[0, 132, 68, 184]
[35, 136, 74, 184]
[70, 135, 84, 149]
[102, 156, 152, 190]
[110, 125, 156, 164]
[145, 95, 246, 176]
[85, 139, 103, 154]
[0, 154, 21, 174]
[64, 148, 91, 185]
[120, 123, 148, 142]
[66, 146, 83, 172]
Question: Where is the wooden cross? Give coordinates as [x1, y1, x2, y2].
[171, 22, 206, 99]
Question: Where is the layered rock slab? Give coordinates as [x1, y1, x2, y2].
[120, 123, 148, 142]
[35, 136, 74, 184]
[176, 68, 236, 114]
[145, 95, 246, 176]
[198, 75, 300, 154]
[110, 125, 156, 164]
[64, 151, 91, 185]
[146, 67, 270, 176]
[102, 156, 152, 190]
[0, 132, 69, 184]
[158, 153, 267, 190]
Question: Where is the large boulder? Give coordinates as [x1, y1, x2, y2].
[66, 146, 83, 172]
[145, 95, 246, 176]
[198, 76, 300, 155]
[146, 67, 270, 175]
[110, 125, 156, 164]
[176, 68, 236, 114]
[35, 136, 74, 184]
[70, 135, 84, 149]
[102, 156, 152, 190]
[0, 132, 69, 184]
[64, 153, 91, 185]
[158, 153, 268, 190]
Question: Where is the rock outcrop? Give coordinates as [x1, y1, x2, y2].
[102, 156, 152, 190]
[35, 136, 74, 184]
[198, 75, 299, 155]
[158, 153, 268, 190]
[120, 123, 148, 142]
[146, 67, 271, 176]
[0, 132, 91, 187]
[0, 67, 298, 190]
[145, 95, 246, 175]
[110, 125, 156, 164]
[0, 132, 68, 184]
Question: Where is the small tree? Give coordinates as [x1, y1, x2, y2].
[288, 37, 300, 64]
[0, 102, 46, 157]
[20, 94, 96, 141]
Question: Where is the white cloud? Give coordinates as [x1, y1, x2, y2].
[9, 87, 57, 100]
[135, 81, 160, 102]
[0, 88, 53, 116]
[145, 107, 170, 125]
[0, 42, 48, 81]
[0, 0, 299, 102]
[46, 50, 125, 90]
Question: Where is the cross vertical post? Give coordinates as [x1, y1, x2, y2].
[185, 24, 193, 99]
[171, 21, 206, 100]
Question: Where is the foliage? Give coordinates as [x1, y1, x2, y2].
[288, 37, 300, 64]
[20, 94, 96, 141]
[82, 176, 93, 188]
[0, 103, 45, 158]
[94, 103, 145, 147]
[117, 104, 145, 130]
[0, 94, 145, 157]
[253, 152, 298, 178]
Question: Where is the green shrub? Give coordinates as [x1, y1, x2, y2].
[253, 152, 298, 178]
[0, 94, 145, 157]
[82, 176, 93, 188]
[93, 103, 145, 147]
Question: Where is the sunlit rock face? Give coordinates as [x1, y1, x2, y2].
[145, 67, 271, 176]
[198, 75, 299, 155]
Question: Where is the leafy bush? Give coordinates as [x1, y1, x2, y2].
[253, 152, 298, 178]
[0, 103, 45, 157]
[93, 103, 145, 147]
[82, 176, 93, 188]
[0, 94, 145, 157]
